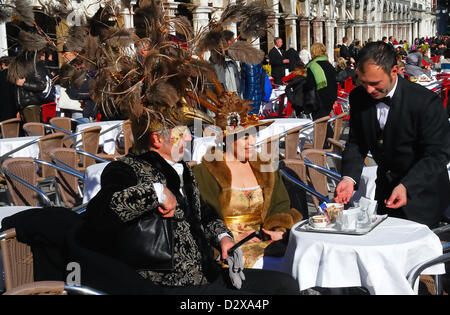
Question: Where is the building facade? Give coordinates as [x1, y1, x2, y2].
[0, 0, 440, 63]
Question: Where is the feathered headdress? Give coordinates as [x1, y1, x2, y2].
[5, 0, 273, 144]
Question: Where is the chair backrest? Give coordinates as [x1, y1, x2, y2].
[0, 228, 34, 291]
[2, 158, 39, 206]
[284, 124, 306, 159]
[38, 133, 65, 178]
[300, 149, 329, 208]
[0, 118, 21, 139]
[327, 138, 344, 171]
[311, 116, 331, 150]
[23, 122, 45, 137]
[50, 147, 82, 208]
[3, 281, 67, 295]
[49, 117, 73, 148]
[122, 120, 133, 155]
[325, 112, 349, 152]
[81, 126, 101, 168]
[280, 159, 310, 219]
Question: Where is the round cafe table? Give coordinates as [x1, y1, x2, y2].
[276, 217, 445, 295]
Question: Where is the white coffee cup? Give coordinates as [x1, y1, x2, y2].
[309, 215, 329, 228]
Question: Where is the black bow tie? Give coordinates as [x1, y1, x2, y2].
[379, 97, 391, 106]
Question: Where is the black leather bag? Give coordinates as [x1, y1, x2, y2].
[117, 210, 173, 271]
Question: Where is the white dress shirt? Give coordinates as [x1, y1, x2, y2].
[275, 47, 283, 57]
[376, 76, 398, 130]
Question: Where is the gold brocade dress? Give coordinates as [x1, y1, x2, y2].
[223, 185, 270, 268]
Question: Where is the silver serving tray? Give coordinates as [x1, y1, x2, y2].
[295, 214, 388, 235]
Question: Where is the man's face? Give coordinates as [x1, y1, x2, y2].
[356, 62, 398, 100]
[158, 126, 192, 162]
[275, 39, 283, 48]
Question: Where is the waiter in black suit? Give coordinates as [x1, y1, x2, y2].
[268, 37, 290, 86]
[335, 41, 450, 227]
[339, 37, 354, 65]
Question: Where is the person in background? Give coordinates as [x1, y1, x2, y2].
[240, 61, 265, 115]
[439, 49, 450, 73]
[285, 46, 300, 73]
[299, 46, 312, 66]
[268, 37, 289, 86]
[335, 57, 355, 86]
[349, 39, 361, 63]
[340, 37, 354, 65]
[211, 30, 241, 95]
[305, 43, 338, 120]
[0, 57, 18, 122]
[282, 60, 306, 84]
[405, 52, 431, 78]
[262, 55, 271, 78]
[397, 60, 406, 78]
[59, 45, 98, 122]
[304, 43, 337, 148]
[11, 51, 53, 123]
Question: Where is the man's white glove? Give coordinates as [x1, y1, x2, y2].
[226, 248, 245, 289]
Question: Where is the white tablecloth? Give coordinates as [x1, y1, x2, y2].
[75, 121, 124, 155]
[82, 162, 110, 203]
[191, 118, 313, 164]
[0, 136, 40, 159]
[277, 217, 445, 295]
[0, 206, 39, 228]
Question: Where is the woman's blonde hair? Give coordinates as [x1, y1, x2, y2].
[310, 42, 327, 60]
[397, 60, 405, 69]
[336, 57, 347, 70]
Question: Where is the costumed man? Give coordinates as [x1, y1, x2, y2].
[268, 37, 289, 86]
[334, 41, 450, 228]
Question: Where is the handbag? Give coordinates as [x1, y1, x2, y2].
[117, 210, 174, 271]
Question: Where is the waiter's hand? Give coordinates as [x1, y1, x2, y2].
[385, 183, 407, 209]
[283, 59, 290, 64]
[334, 177, 355, 204]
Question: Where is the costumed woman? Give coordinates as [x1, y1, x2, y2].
[193, 90, 303, 268]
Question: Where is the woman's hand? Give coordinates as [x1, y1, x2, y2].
[262, 229, 284, 241]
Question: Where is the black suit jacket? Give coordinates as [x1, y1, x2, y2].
[340, 44, 351, 61]
[342, 76, 450, 227]
[269, 47, 286, 85]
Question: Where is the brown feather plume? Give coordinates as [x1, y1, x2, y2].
[227, 40, 265, 65]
